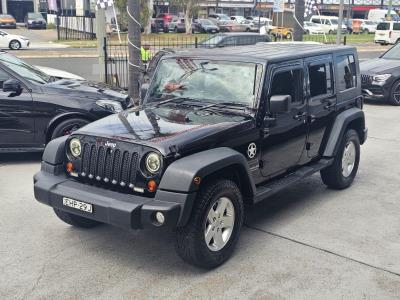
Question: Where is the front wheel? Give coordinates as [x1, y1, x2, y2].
[50, 118, 90, 140]
[389, 80, 400, 106]
[175, 180, 244, 269]
[321, 129, 360, 189]
[9, 40, 21, 50]
[286, 32, 292, 39]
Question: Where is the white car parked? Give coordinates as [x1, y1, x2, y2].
[304, 21, 324, 34]
[0, 30, 29, 50]
[309, 16, 347, 34]
[35, 65, 84, 81]
[374, 21, 400, 45]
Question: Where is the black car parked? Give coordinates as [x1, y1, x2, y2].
[34, 44, 367, 269]
[198, 32, 271, 48]
[360, 42, 400, 105]
[25, 12, 46, 29]
[192, 19, 220, 34]
[0, 52, 131, 152]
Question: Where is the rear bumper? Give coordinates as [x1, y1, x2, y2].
[34, 164, 195, 230]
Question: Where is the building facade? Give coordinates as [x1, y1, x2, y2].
[0, 0, 41, 22]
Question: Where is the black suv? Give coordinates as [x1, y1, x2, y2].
[198, 33, 271, 48]
[34, 44, 367, 269]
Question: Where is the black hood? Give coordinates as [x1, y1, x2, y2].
[42, 79, 129, 103]
[360, 58, 400, 75]
[76, 105, 254, 156]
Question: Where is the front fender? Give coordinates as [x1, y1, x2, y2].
[159, 147, 256, 196]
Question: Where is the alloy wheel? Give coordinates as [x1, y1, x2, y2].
[342, 140, 356, 177]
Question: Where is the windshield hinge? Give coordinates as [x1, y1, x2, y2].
[169, 145, 181, 159]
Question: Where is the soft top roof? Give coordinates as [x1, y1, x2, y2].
[164, 43, 356, 63]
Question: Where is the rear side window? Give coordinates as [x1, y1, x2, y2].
[337, 55, 357, 91]
[312, 19, 320, 24]
[308, 63, 333, 98]
[377, 22, 390, 30]
[393, 23, 400, 30]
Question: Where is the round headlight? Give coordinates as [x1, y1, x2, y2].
[69, 138, 81, 158]
[145, 152, 161, 174]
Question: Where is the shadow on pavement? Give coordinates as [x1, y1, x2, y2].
[0, 152, 42, 164]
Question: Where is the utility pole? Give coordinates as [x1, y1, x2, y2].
[96, 8, 106, 82]
[336, 0, 344, 45]
[294, 0, 305, 41]
[128, 0, 141, 103]
[388, 0, 393, 20]
[216, 0, 219, 14]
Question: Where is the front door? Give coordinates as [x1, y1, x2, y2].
[0, 68, 34, 148]
[260, 60, 308, 179]
[304, 55, 336, 159]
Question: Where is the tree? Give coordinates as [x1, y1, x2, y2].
[114, 0, 153, 34]
[171, 0, 198, 34]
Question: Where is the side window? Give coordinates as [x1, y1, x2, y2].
[270, 69, 303, 103]
[237, 36, 256, 45]
[221, 37, 237, 47]
[308, 63, 333, 98]
[0, 68, 9, 89]
[337, 54, 357, 91]
[393, 23, 400, 30]
[312, 19, 320, 24]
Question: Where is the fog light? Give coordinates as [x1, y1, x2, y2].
[147, 180, 157, 192]
[155, 212, 165, 224]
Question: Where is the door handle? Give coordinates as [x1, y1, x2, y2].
[324, 101, 335, 110]
[293, 112, 307, 121]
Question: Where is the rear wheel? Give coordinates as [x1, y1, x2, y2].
[50, 118, 90, 140]
[286, 32, 292, 39]
[175, 180, 244, 269]
[9, 40, 21, 50]
[321, 129, 360, 189]
[54, 208, 101, 228]
[389, 80, 400, 106]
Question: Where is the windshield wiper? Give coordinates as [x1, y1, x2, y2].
[197, 101, 254, 116]
[151, 96, 201, 107]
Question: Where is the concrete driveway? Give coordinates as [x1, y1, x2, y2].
[1, 103, 399, 299]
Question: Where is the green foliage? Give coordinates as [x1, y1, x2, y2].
[114, 0, 152, 31]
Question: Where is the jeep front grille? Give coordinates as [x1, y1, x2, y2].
[78, 143, 139, 188]
[361, 74, 373, 85]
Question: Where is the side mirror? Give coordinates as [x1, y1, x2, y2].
[270, 95, 291, 114]
[141, 83, 149, 101]
[3, 78, 21, 93]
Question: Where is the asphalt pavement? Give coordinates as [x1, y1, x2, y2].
[1, 102, 400, 299]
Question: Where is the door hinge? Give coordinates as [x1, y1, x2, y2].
[306, 142, 312, 151]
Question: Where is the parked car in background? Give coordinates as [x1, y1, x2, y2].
[0, 51, 132, 152]
[368, 9, 399, 22]
[154, 13, 175, 33]
[270, 27, 293, 39]
[361, 42, 400, 105]
[259, 18, 276, 34]
[0, 30, 29, 50]
[168, 17, 185, 33]
[209, 13, 244, 32]
[0, 14, 16, 29]
[240, 20, 260, 32]
[360, 20, 377, 33]
[25, 12, 47, 29]
[198, 33, 271, 48]
[374, 21, 400, 45]
[304, 21, 324, 34]
[192, 19, 219, 34]
[310, 15, 347, 34]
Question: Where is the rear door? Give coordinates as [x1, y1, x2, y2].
[392, 22, 400, 43]
[304, 55, 336, 159]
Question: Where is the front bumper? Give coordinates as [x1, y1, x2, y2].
[362, 80, 391, 101]
[34, 163, 195, 230]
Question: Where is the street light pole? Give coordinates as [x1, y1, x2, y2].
[388, 0, 393, 20]
[127, 0, 142, 103]
[336, 0, 344, 45]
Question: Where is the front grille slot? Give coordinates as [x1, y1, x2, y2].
[78, 142, 140, 188]
[361, 74, 373, 85]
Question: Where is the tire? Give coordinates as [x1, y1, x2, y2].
[321, 129, 360, 190]
[305, 30, 310, 35]
[246, 28, 250, 32]
[9, 40, 21, 50]
[389, 80, 400, 106]
[328, 30, 333, 34]
[286, 32, 292, 39]
[364, 29, 369, 34]
[50, 118, 90, 140]
[175, 180, 244, 269]
[53, 208, 101, 228]
[174, 27, 178, 33]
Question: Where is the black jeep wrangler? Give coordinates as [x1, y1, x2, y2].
[34, 44, 367, 269]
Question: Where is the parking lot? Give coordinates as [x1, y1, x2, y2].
[0, 101, 399, 299]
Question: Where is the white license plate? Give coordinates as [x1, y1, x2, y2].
[63, 197, 93, 213]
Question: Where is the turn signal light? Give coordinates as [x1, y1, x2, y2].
[66, 162, 73, 173]
[147, 180, 157, 192]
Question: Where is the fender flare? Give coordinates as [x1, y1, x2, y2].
[45, 112, 95, 142]
[323, 107, 366, 157]
[158, 147, 256, 196]
[42, 135, 69, 165]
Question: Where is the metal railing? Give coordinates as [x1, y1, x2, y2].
[55, 15, 96, 40]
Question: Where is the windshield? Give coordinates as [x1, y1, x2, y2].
[0, 15, 13, 18]
[28, 13, 43, 18]
[199, 19, 213, 25]
[219, 15, 230, 21]
[199, 34, 225, 45]
[305, 22, 317, 27]
[330, 19, 338, 25]
[381, 43, 400, 59]
[364, 21, 375, 25]
[0, 53, 51, 84]
[147, 58, 263, 107]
